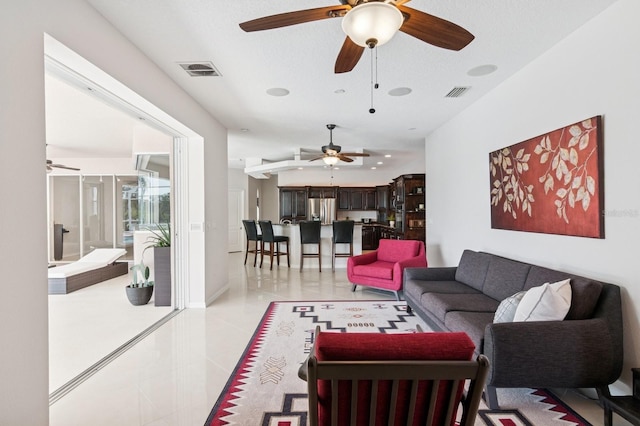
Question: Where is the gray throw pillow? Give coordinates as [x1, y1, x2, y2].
[493, 291, 527, 323]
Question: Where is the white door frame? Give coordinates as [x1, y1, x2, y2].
[228, 189, 244, 252]
[44, 34, 206, 310]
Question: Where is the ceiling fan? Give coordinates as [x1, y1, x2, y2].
[46, 159, 80, 172]
[239, 0, 474, 73]
[309, 124, 370, 165]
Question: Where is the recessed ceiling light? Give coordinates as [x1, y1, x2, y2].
[377, 161, 383, 165]
[371, 167, 377, 170]
[408, 127, 416, 131]
[467, 64, 498, 77]
[266, 88, 290, 96]
[297, 167, 304, 170]
[384, 154, 391, 158]
[334, 89, 346, 94]
[240, 128, 249, 132]
[388, 87, 412, 96]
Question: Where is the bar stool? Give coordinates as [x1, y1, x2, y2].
[332, 220, 354, 272]
[258, 220, 290, 270]
[299, 221, 322, 272]
[242, 220, 261, 267]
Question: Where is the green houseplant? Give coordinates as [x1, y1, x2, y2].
[387, 211, 395, 227]
[125, 261, 154, 305]
[146, 224, 171, 307]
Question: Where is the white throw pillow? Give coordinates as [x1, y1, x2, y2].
[493, 291, 527, 323]
[513, 279, 572, 322]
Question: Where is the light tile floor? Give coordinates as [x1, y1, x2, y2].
[49, 272, 173, 391]
[49, 252, 618, 425]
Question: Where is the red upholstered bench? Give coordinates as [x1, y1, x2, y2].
[347, 239, 427, 300]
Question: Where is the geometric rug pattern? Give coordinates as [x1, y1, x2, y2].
[205, 301, 592, 425]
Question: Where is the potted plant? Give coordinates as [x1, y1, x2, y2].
[125, 261, 154, 305]
[146, 224, 171, 306]
[387, 212, 395, 228]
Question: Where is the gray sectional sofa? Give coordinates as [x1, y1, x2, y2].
[404, 249, 623, 409]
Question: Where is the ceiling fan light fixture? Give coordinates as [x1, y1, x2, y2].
[323, 156, 340, 166]
[341, 2, 403, 48]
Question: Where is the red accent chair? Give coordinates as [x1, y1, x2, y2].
[347, 239, 427, 300]
[303, 326, 489, 426]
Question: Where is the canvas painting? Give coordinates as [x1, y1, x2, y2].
[489, 116, 604, 238]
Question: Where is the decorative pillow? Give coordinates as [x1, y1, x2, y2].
[493, 291, 527, 323]
[513, 279, 572, 322]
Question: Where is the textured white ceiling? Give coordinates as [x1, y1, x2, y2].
[50, 0, 618, 171]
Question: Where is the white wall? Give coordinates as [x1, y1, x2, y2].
[0, 1, 228, 423]
[424, 0, 638, 393]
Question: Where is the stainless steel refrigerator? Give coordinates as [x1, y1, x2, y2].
[307, 198, 336, 225]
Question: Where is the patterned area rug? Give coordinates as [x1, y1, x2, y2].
[205, 301, 591, 426]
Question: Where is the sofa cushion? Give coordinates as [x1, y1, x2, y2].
[525, 265, 603, 320]
[404, 280, 481, 303]
[493, 291, 527, 323]
[514, 279, 572, 322]
[482, 256, 531, 301]
[422, 293, 500, 322]
[353, 260, 395, 280]
[444, 311, 495, 356]
[377, 239, 421, 263]
[455, 250, 493, 291]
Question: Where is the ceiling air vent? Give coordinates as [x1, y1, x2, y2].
[178, 62, 221, 77]
[445, 86, 470, 98]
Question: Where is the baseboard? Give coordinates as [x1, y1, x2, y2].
[201, 284, 230, 307]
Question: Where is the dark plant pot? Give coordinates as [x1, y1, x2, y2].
[126, 285, 153, 306]
[154, 246, 171, 306]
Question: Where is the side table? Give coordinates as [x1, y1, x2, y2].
[600, 368, 640, 426]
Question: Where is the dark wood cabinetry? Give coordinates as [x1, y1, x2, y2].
[392, 174, 425, 241]
[279, 187, 307, 222]
[338, 187, 377, 211]
[376, 185, 390, 222]
[362, 225, 377, 250]
[308, 186, 336, 198]
[364, 189, 376, 210]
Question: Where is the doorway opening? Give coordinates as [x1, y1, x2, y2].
[44, 34, 203, 402]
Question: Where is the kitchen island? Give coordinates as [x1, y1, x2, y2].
[272, 223, 362, 270]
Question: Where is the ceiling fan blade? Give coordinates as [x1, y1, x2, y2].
[340, 152, 370, 157]
[240, 5, 350, 32]
[50, 164, 80, 171]
[335, 37, 365, 74]
[337, 154, 354, 163]
[397, 5, 474, 51]
[308, 156, 326, 162]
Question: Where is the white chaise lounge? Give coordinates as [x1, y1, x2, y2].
[48, 248, 128, 294]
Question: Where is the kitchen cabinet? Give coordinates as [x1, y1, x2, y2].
[376, 185, 390, 223]
[392, 174, 425, 241]
[279, 187, 307, 222]
[308, 186, 336, 198]
[337, 187, 377, 211]
[362, 225, 377, 250]
[364, 189, 377, 210]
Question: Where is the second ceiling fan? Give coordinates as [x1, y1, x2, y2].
[239, 0, 474, 73]
[310, 124, 370, 164]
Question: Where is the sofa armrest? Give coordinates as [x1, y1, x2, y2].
[404, 267, 457, 282]
[484, 318, 621, 388]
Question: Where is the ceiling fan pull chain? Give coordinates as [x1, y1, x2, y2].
[369, 47, 376, 114]
[374, 45, 379, 90]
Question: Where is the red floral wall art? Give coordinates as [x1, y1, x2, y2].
[490, 116, 604, 238]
